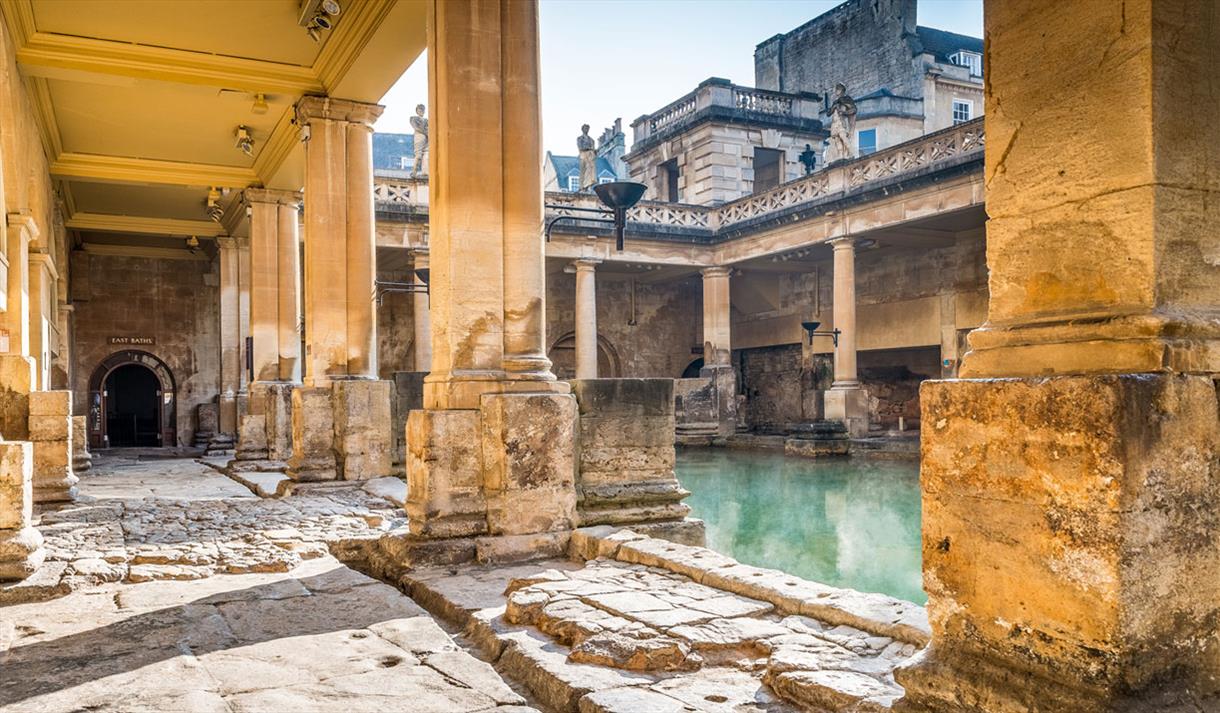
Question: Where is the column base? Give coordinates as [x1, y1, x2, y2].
[900, 373, 1220, 710]
[71, 415, 92, 474]
[406, 389, 578, 540]
[0, 527, 45, 582]
[29, 391, 77, 503]
[232, 414, 269, 462]
[286, 381, 393, 482]
[424, 372, 570, 411]
[286, 387, 336, 482]
[264, 382, 295, 462]
[824, 385, 869, 437]
[699, 365, 739, 437]
[0, 355, 34, 439]
[571, 379, 691, 527]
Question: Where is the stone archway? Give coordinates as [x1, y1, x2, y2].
[547, 332, 622, 380]
[87, 350, 177, 449]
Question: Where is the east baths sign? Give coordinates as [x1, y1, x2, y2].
[108, 336, 155, 345]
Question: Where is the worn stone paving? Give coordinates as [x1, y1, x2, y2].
[0, 454, 539, 712]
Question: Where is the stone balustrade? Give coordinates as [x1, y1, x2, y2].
[373, 117, 984, 242]
[629, 78, 823, 146]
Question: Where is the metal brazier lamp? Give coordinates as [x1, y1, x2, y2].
[544, 181, 647, 251]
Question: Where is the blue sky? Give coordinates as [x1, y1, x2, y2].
[375, 0, 983, 155]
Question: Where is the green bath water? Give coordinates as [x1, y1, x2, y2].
[675, 448, 925, 605]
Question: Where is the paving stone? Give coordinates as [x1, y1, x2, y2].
[767, 669, 902, 711]
[569, 631, 700, 672]
[578, 686, 693, 713]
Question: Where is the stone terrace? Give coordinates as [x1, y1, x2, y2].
[1, 455, 930, 712]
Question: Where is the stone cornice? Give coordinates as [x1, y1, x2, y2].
[50, 153, 258, 188]
[244, 188, 303, 206]
[295, 96, 385, 127]
[64, 212, 224, 238]
[6, 213, 41, 241]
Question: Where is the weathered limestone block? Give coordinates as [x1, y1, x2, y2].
[480, 392, 578, 536]
[285, 387, 336, 482]
[28, 390, 76, 503]
[572, 379, 690, 527]
[332, 379, 392, 481]
[0, 355, 34, 440]
[406, 408, 488, 538]
[264, 382, 295, 462]
[0, 441, 44, 581]
[673, 376, 718, 445]
[194, 402, 218, 448]
[71, 415, 91, 473]
[234, 414, 268, 461]
[824, 386, 868, 437]
[896, 374, 1220, 711]
[391, 371, 426, 471]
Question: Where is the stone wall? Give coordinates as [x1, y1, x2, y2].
[546, 271, 701, 380]
[375, 261, 419, 377]
[70, 252, 220, 446]
[738, 344, 832, 432]
[754, 0, 919, 98]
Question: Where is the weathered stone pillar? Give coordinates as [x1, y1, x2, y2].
[573, 258, 599, 380]
[411, 250, 431, 372]
[824, 237, 867, 434]
[895, 1, 1220, 710]
[235, 189, 302, 469]
[236, 235, 251, 409]
[29, 389, 76, 502]
[0, 442, 44, 581]
[288, 96, 391, 482]
[699, 266, 737, 436]
[406, 0, 576, 548]
[216, 237, 241, 440]
[4, 214, 34, 360]
[27, 250, 56, 391]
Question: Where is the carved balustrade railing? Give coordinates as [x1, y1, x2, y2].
[732, 87, 794, 117]
[372, 118, 984, 237]
[648, 91, 698, 134]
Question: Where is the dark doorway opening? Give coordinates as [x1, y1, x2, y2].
[681, 358, 705, 379]
[104, 364, 162, 447]
[753, 147, 784, 193]
[660, 159, 680, 203]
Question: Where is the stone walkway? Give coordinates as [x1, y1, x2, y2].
[0, 454, 538, 712]
[1, 454, 930, 712]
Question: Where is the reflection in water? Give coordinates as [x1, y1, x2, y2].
[676, 448, 925, 604]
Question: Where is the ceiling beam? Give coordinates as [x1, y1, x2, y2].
[80, 242, 209, 262]
[16, 31, 325, 95]
[51, 152, 258, 188]
[65, 212, 224, 238]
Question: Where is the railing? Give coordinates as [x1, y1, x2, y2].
[372, 118, 985, 238]
[713, 117, 985, 230]
[845, 119, 985, 188]
[631, 78, 821, 146]
[733, 87, 794, 117]
[648, 91, 698, 134]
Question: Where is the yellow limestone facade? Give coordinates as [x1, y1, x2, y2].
[895, 0, 1220, 710]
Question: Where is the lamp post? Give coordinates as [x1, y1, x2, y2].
[544, 181, 647, 251]
[801, 320, 840, 346]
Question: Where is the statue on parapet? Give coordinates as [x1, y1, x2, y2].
[577, 123, 597, 190]
[410, 103, 429, 177]
[826, 83, 857, 163]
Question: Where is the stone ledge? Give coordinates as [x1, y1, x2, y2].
[572, 526, 929, 647]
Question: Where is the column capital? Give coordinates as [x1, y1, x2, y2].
[701, 266, 731, 279]
[28, 250, 59, 281]
[410, 248, 430, 268]
[828, 236, 856, 250]
[295, 96, 384, 127]
[234, 236, 250, 249]
[5, 213, 39, 241]
[244, 188, 302, 206]
[572, 258, 601, 271]
[215, 236, 237, 250]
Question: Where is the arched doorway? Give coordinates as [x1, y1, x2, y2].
[547, 332, 622, 380]
[87, 351, 177, 449]
[681, 358, 705, 378]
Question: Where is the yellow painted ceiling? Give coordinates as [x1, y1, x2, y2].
[32, 1, 322, 67]
[3, 0, 426, 250]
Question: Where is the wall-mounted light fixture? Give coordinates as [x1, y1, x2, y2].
[206, 188, 224, 222]
[299, 0, 341, 42]
[802, 320, 840, 347]
[373, 268, 429, 304]
[251, 94, 269, 115]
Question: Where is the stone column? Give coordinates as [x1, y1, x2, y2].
[236, 236, 251, 406]
[0, 442, 43, 581]
[235, 189, 302, 468]
[824, 237, 867, 434]
[894, 1, 1220, 710]
[700, 267, 731, 367]
[4, 214, 34, 360]
[27, 250, 56, 391]
[215, 237, 241, 445]
[288, 97, 391, 483]
[405, 0, 576, 547]
[573, 258, 599, 380]
[699, 266, 737, 436]
[411, 250, 431, 373]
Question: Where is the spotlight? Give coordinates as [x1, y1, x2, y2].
[305, 25, 321, 42]
[251, 93, 269, 115]
[312, 13, 331, 30]
[321, 0, 340, 15]
[235, 126, 254, 156]
[186, 236, 200, 249]
[206, 188, 225, 222]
